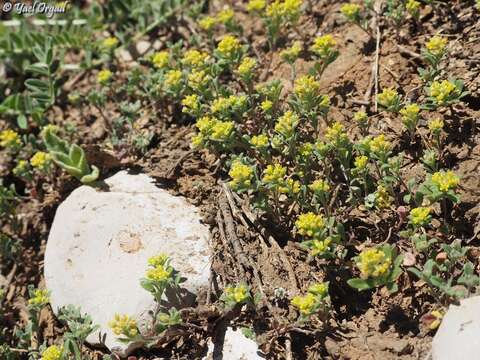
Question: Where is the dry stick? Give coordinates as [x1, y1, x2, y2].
[373, 0, 382, 113]
[396, 44, 421, 59]
[285, 334, 293, 360]
[226, 186, 300, 291]
[216, 210, 244, 278]
[164, 149, 195, 178]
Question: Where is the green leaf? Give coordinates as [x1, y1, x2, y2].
[17, 114, 27, 129]
[347, 278, 374, 291]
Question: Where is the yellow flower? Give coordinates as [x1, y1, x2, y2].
[30, 151, 52, 169]
[431, 170, 459, 192]
[428, 118, 444, 134]
[97, 69, 112, 84]
[430, 80, 459, 105]
[0, 129, 21, 148]
[406, 0, 420, 16]
[310, 34, 337, 58]
[340, 3, 361, 20]
[299, 142, 314, 157]
[146, 265, 172, 282]
[217, 35, 242, 58]
[266, 1, 284, 18]
[291, 293, 316, 315]
[308, 282, 329, 297]
[400, 103, 420, 130]
[250, 134, 269, 148]
[229, 161, 254, 190]
[426, 36, 448, 57]
[280, 41, 302, 63]
[294, 75, 320, 99]
[357, 248, 391, 279]
[354, 111, 368, 124]
[247, 0, 266, 12]
[164, 69, 183, 89]
[275, 110, 299, 137]
[198, 16, 216, 31]
[101, 37, 119, 49]
[260, 100, 273, 112]
[188, 69, 210, 91]
[191, 133, 204, 148]
[354, 155, 369, 170]
[148, 254, 169, 267]
[182, 49, 209, 68]
[262, 163, 286, 185]
[224, 284, 250, 303]
[217, 8, 234, 24]
[409, 207, 431, 227]
[237, 57, 257, 78]
[210, 120, 234, 141]
[41, 345, 62, 360]
[108, 314, 138, 338]
[13, 160, 29, 176]
[282, 0, 303, 20]
[29, 289, 49, 306]
[310, 238, 332, 256]
[370, 134, 391, 156]
[375, 184, 392, 209]
[377, 87, 400, 110]
[295, 212, 325, 238]
[325, 121, 348, 144]
[211, 97, 231, 114]
[181, 94, 200, 114]
[280, 178, 301, 194]
[309, 179, 330, 193]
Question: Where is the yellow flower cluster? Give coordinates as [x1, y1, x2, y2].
[428, 118, 444, 134]
[309, 179, 330, 193]
[299, 142, 313, 158]
[109, 314, 138, 337]
[310, 238, 332, 256]
[13, 160, 29, 176]
[296, 212, 325, 238]
[229, 161, 254, 190]
[431, 170, 459, 192]
[377, 87, 399, 109]
[291, 282, 328, 316]
[430, 80, 459, 105]
[217, 8, 234, 24]
[354, 111, 368, 124]
[211, 95, 246, 114]
[164, 70, 183, 89]
[400, 103, 420, 130]
[426, 36, 448, 57]
[152, 51, 169, 69]
[340, 3, 361, 20]
[370, 134, 392, 156]
[262, 163, 286, 185]
[357, 248, 391, 279]
[145, 253, 173, 282]
[294, 75, 320, 99]
[310, 34, 336, 58]
[29, 289, 49, 306]
[237, 57, 257, 77]
[0, 129, 21, 148]
[375, 184, 392, 209]
[406, 0, 420, 16]
[250, 134, 269, 148]
[279, 178, 301, 194]
[275, 110, 299, 137]
[30, 151, 52, 169]
[217, 35, 242, 58]
[354, 155, 369, 170]
[193, 116, 234, 147]
[224, 284, 250, 303]
[198, 16, 216, 31]
[266, 0, 303, 21]
[260, 100, 273, 112]
[280, 41, 302, 63]
[41, 345, 63, 360]
[182, 49, 210, 68]
[181, 94, 200, 114]
[97, 69, 112, 84]
[325, 121, 348, 145]
[188, 69, 211, 91]
[148, 254, 169, 267]
[101, 36, 119, 49]
[247, 0, 266, 12]
[409, 207, 431, 227]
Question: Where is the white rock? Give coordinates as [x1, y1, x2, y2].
[45, 171, 210, 356]
[204, 327, 263, 360]
[432, 296, 480, 360]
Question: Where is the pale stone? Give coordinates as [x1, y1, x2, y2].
[204, 327, 263, 360]
[44, 171, 210, 356]
[432, 296, 480, 360]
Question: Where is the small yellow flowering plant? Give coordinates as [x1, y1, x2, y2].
[30, 151, 53, 172]
[310, 35, 339, 77]
[291, 282, 330, 321]
[40, 344, 63, 360]
[108, 313, 141, 343]
[417, 170, 460, 204]
[419, 36, 447, 82]
[348, 244, 403, 293]
[426, 79, 466, 108]
[340, 3, 371, 35]
[399, 103, 420, 136]
[377, 87, 402, 112]
[140, 254, 181, 303]
[0, 129, 22, 150]
[261, 0, 304, 48]
[220, 282, 254, 309]
[229, 159, 255, 193]
[215, 35, 244, 66]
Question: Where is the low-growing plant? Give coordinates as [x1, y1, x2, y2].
[291, 282, 330, 322]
